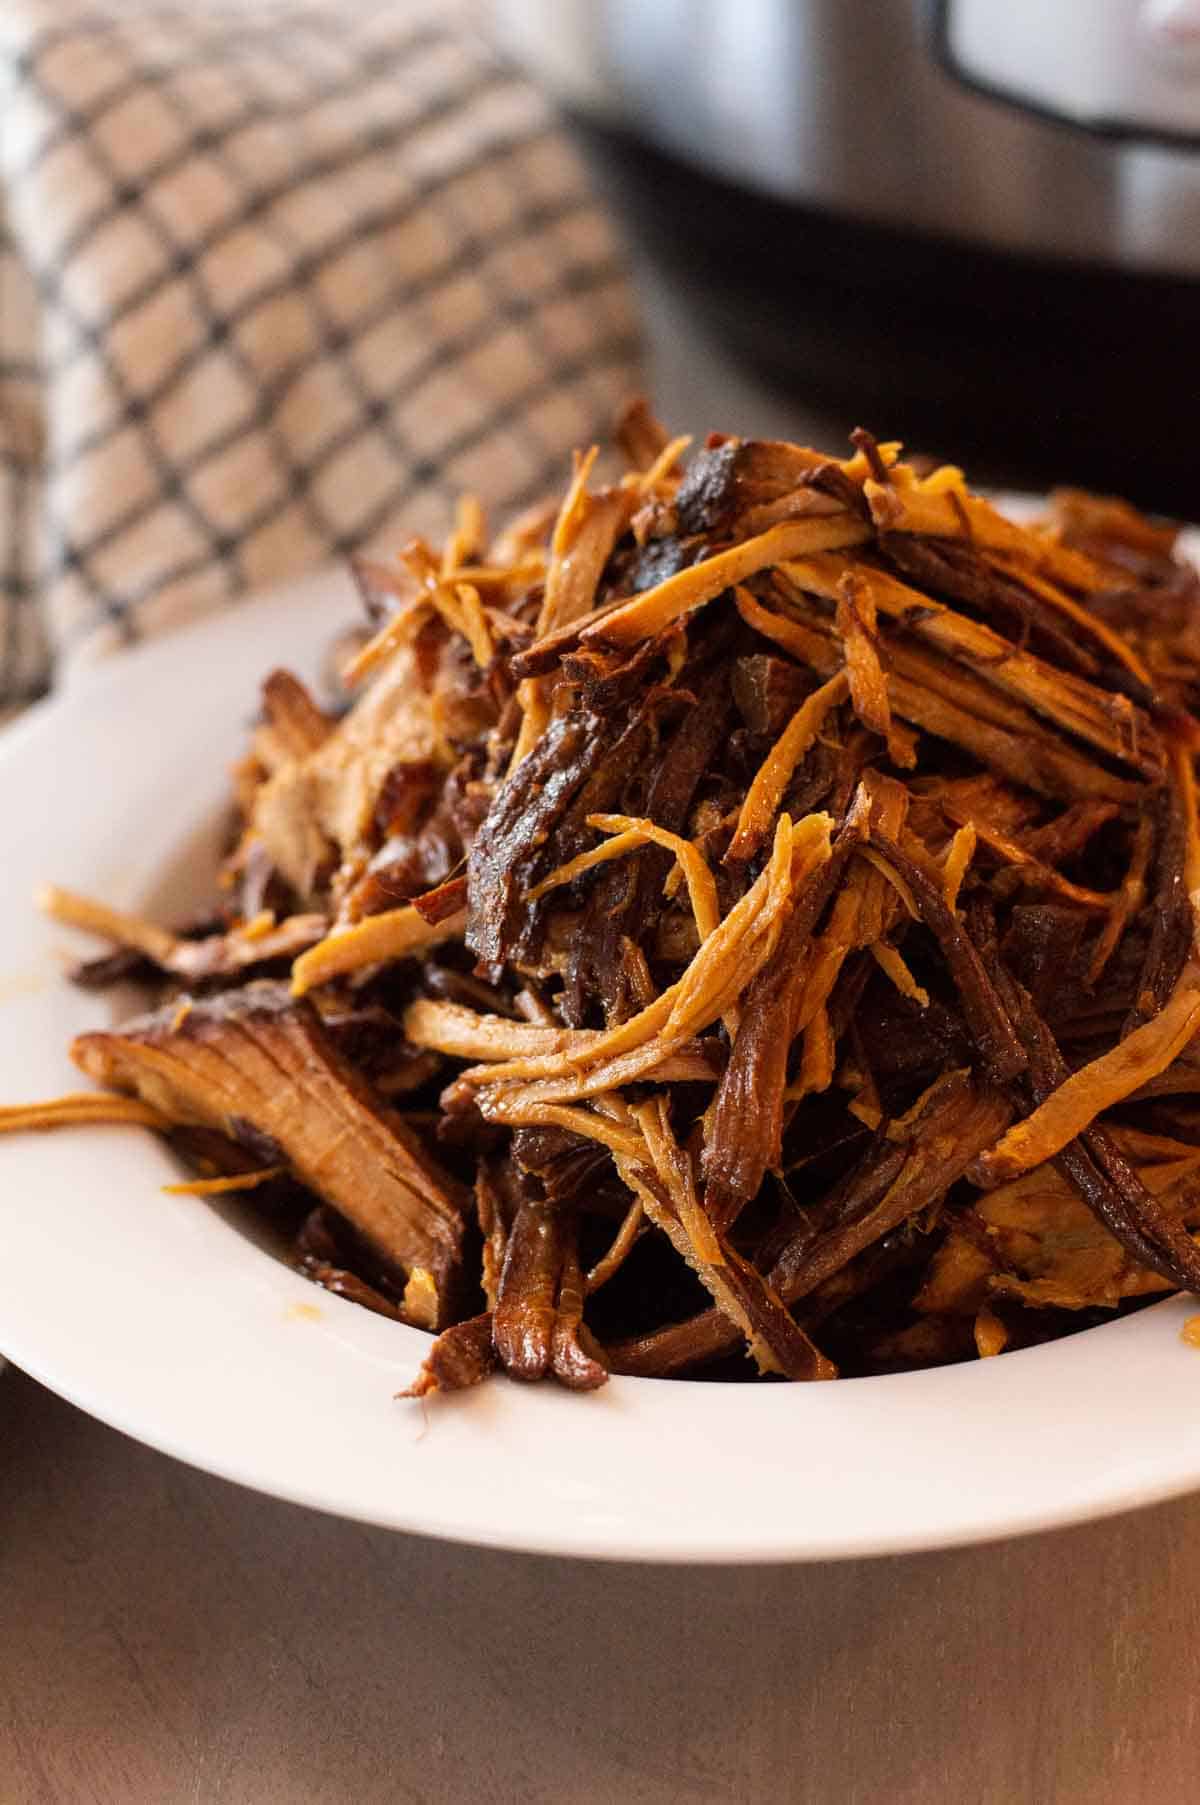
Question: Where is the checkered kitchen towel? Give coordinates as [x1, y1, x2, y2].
[0, 0, 641, 713]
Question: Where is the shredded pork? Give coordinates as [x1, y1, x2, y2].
[13, 408, 1200, 1391]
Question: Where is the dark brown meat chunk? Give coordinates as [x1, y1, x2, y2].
[465, 710, 597, 967]
[674, 439, 836, 536]
[1126, 786, 1192, 1034]
[493, 1201, 608, 1390]
[703, 836, 856, 1228]
[866, 834, 1027, 1084]
[401, 1313, 498, 1398]
[732, 653, 814, 738]
[770, 1072, 1012, 1303]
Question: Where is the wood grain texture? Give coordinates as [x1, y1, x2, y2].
[3, 1366, 1200, 1804]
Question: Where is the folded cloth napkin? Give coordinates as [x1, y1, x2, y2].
[0, 0, 641, 713]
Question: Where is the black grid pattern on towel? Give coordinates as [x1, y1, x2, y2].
[0, 2, 641, 706]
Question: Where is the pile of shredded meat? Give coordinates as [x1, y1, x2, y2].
[11, 402, 1200, 1392]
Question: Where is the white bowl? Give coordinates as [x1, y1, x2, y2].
[3, 559, 1200, 1563]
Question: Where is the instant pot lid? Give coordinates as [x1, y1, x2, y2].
[491, 0, 1200, 512]
[492, 0, 1200, 281]
[577, 114, 1200, 514]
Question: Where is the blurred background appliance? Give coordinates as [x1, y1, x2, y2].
[493, 0, 1200, 512]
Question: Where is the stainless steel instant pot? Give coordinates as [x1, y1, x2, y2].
[493, 0, 1200, 510]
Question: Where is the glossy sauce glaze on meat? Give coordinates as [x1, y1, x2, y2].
[13, 402, 1200, 1394]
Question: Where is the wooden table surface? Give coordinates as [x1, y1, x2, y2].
[6, 259, 1200, 1805]
[4, 1364, 1200, 1804]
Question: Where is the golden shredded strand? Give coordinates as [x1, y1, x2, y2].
[440, 494, 487, 576]
[0, 1093, 172, 1133]
[291, 906, 465, 995]
[454, 582, 494, 668]
[635, 433, 692, 492]
[584, 516, 871, 648]
[341, 591, 427, 687]
[547, 446, 599, 576]
[726, 672, 849, 861]
[37, 883, 179, 965]
[587, 813, 721, 943]
[732, 583, 834, 672]
[163, 1166, 287, 1196]
[942, 823, 977, 912]
[585, 1196, 645, 1293]
[507, 678, 552, 775]
[835, 570, 900, 756]
[976, 969, 1200, 1186]
[528, 830, 646, 900]
[870, 940, 930, 1007]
